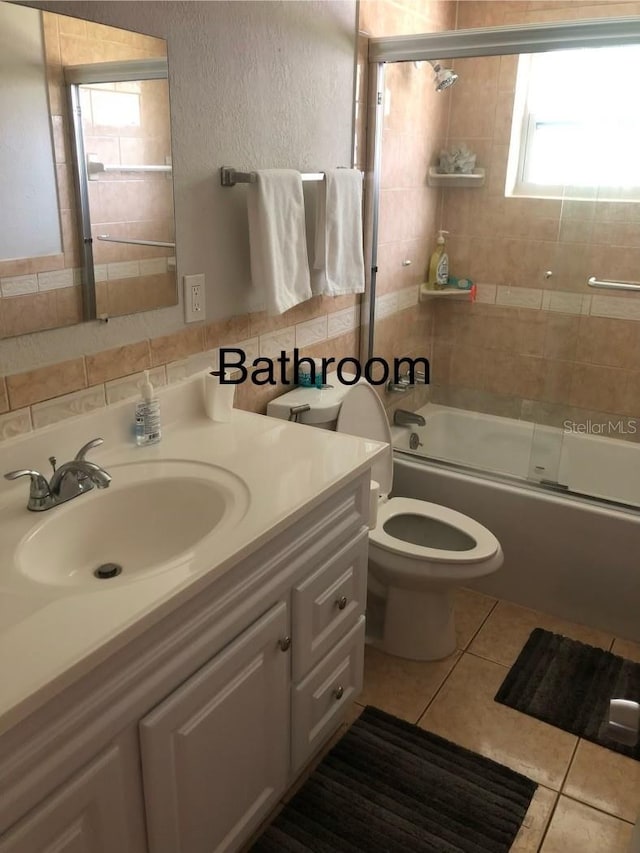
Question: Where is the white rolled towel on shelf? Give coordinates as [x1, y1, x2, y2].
[313, 168, 365, 297]
[247, 169, 312, 315]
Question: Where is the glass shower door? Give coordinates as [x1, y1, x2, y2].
[66, 58, 177, 321]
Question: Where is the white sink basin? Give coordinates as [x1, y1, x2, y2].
[15, 460, 249, 588]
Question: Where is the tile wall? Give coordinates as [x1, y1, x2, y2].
[432, 0, 640, 435]
[0, 294, 360, 440]
[358, 0, 457, 418]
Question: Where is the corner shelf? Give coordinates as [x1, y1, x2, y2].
[419, 284, 474, 301]
[427, 167, 485, 188]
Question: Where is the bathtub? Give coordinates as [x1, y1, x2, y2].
[391, 404, 640, 641]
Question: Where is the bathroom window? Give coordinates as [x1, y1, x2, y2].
[506, 45, 640, 201]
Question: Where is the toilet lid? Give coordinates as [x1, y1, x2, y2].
[336, 384, 393, 495]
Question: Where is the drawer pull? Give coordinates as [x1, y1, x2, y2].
[279, 636, 292, 652]
[334, 685, 345, 700]
[336, 596, 348, 610]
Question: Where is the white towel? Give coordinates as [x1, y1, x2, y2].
[246, 169, 312, 315]
[313, 169, 365, 297]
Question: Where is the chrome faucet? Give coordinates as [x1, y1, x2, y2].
[387, 369, 428, 393]
[4, 437, 111, 511]
[393, 409, 426, 427]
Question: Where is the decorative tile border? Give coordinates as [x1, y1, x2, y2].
[0, 409, 32, 441]
[259, 326, 296, 358]
[328, 306, 359, 339]
[0, 259, 171, 298]
[31, 385, 106, 429]
[541, 291, 591, 316]
[295, 315, 328, 348]
[0, 275, 38, 297]
[0, 302, 361, 440]
[38, 268, 75, 291]
[0, 268, 83, 296]
[377, 281, 640, 324]
[165, 351, 215, 385]
[496, 285, 543, 310]
[105, 366, 167, 405]
[590, 294, 640, 322]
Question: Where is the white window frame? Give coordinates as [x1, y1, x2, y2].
[506, 49, 640, 203]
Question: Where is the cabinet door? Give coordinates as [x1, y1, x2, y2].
[140, 601, 289, 853]
[0, 739, 142, 853]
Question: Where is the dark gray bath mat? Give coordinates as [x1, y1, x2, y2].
[496, 627, 640, 759]
[251, 705, 537, 852]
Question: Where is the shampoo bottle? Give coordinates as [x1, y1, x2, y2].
[134, 370, 162, 446]
[428, 230, 449, 289]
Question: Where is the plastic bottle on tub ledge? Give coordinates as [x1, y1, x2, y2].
[427, 229, 449, 290]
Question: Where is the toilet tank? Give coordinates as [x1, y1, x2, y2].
[266, 373, 356, 429]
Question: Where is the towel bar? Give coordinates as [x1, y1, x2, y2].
[220, 166, 326, 187]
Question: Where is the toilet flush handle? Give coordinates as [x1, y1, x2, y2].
[288, 403, 311, 423]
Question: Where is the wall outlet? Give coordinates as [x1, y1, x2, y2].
[184, 273, 205, 323]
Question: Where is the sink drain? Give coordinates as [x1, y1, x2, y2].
[94, 563, 123, 580]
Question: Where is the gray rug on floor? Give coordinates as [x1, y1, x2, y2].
[251, 706, 537, 852]
[496, 627, 640, 759]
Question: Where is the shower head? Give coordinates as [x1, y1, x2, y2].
[428, 60, 458, 92]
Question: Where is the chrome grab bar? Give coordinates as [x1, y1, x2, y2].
[97, 235, 175, 249]
[587, 276, 640, 292]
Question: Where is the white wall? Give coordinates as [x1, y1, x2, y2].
[0, 3, 62, 260]
[0, 0, 356, 373]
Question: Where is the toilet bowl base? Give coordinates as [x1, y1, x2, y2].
[381, 585, 456, 661]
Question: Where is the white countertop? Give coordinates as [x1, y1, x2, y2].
[0, 374, 385, 736]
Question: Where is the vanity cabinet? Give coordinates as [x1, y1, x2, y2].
[0, 472, 370, 853]
[0, 733, 146, 853]
[140, 601, 290, 853]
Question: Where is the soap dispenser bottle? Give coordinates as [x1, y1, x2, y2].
[428, 230, 449, 290]
[134, 370, 162, 446]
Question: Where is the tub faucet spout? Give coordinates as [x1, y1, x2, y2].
[393, 409, 426, 427]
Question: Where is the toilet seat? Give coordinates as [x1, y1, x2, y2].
[370, 497, 500, 564]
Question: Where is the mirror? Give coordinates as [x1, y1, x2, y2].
[0, 2, 177, 339]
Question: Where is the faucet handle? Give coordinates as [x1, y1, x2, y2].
[74, 437, 104, 462]
[4, 469, 50, 498]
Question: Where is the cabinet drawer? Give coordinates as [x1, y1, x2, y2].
[292, 530, 368, 681]
[291, 616, 365, 773]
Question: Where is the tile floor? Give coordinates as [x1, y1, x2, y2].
[247, 589, 640, 852]
[357, 589, 640, 852]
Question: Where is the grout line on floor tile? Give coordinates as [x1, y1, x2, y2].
[536, 798, 559, 852]
[559, 792, 636, 825]
[415, 649, 466, 727]
[557, 736, 581, 797]
[460, 593, 499, 651]
[465, 649, 510, 668]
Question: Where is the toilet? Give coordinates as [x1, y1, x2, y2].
[267, 378, 503, 661]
